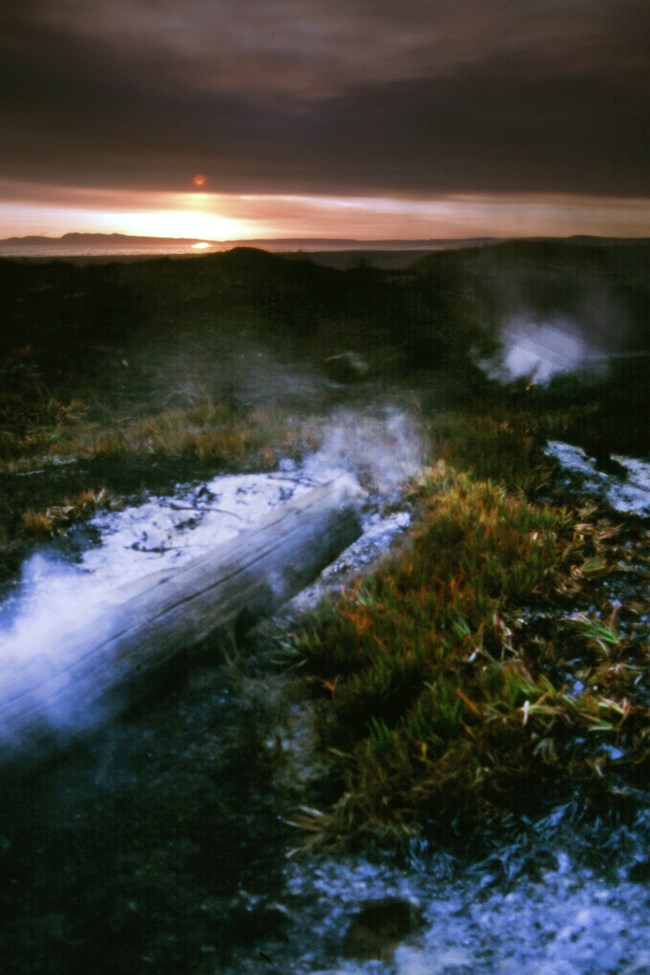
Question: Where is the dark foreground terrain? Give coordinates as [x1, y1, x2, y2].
[0, 240, 648, 973]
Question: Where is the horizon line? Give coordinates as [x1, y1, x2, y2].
[3, 230, 649, 247]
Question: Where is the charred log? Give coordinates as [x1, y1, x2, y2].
[0, 479, 362, 770]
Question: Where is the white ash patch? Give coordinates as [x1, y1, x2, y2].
[225, 854, 650, 975]
[82, 471, 315, 590]
[546, 442, 650, 517]
[0, 473, 316, 687]
[286, 508, 412, 615]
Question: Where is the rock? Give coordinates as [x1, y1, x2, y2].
[342, 896, 423, 962]
[324, 351, 370, 383]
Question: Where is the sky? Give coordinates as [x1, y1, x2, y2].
[1, 0, 648, 241]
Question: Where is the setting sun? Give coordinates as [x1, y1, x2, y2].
[120, 207, 248, 240]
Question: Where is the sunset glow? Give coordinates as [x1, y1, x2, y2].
[1, 1, 647, 243]
[113, 206, 250, 241]
[1, 190, 648, 244]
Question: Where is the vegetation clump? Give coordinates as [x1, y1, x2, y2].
[20, 489, 115, 540]
[40, 401, 297, 469]
[289, 462, 649, 845]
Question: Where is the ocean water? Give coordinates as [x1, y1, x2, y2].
[0, 242, 224, 258]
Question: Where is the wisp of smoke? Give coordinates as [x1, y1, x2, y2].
[303, 406, 425, 498]
[0, 554, 122, 739]
[489, 315, 608, 384]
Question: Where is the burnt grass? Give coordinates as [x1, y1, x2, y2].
[0, 240, 648, 972]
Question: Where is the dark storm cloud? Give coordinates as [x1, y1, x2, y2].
[1, 0, 648, 198]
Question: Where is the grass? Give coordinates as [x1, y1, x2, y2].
[0, 398, 307, 470]
[287, 456, 650, 846]
[0, 397, 321, 555]
[20, 489, 115, 539]
[49, 402, 282, 466]
[429, 413, 549, 494]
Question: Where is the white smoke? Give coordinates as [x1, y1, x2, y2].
[302, 406, 424, 498]
[0, 554, 123, 738]
[488, 314, 608, 384]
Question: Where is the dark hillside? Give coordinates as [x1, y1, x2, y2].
[1, 240, 648, 456]
[414, 239, 649, 356]
[0, 247, 496, 409]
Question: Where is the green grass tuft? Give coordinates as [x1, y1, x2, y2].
[290, 462, 649, 844]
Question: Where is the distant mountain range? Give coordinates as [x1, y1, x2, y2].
[0, 232, 208, 248]
[0, 231, 499, 251]
[0, 231, 646, 255]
